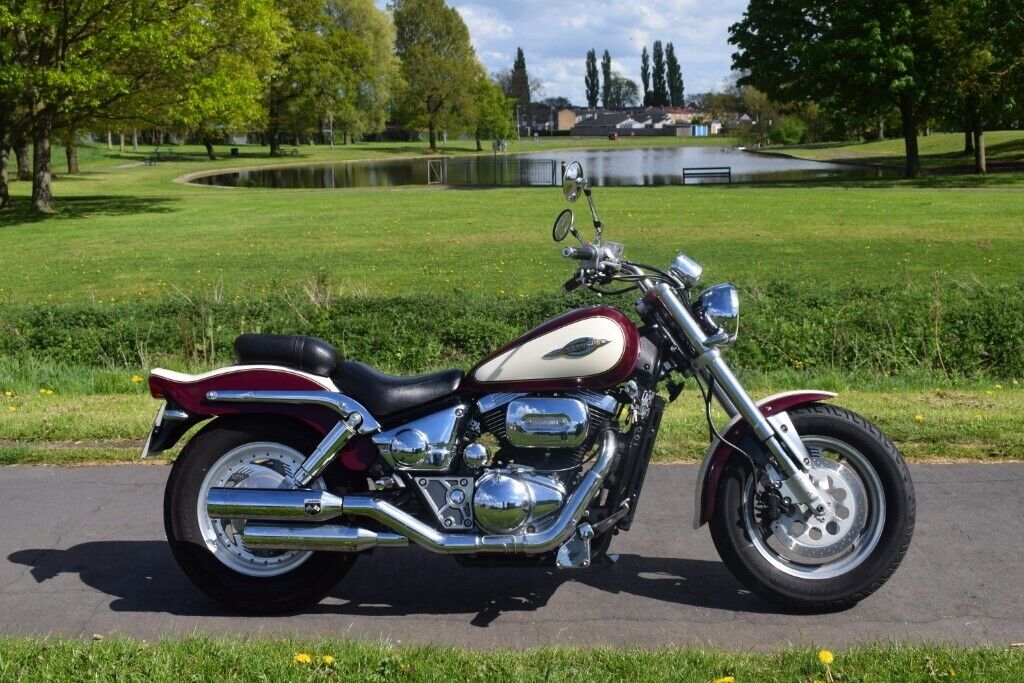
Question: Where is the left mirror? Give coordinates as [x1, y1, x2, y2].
[552, 209, 575, 242]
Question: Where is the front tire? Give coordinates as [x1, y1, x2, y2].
[164, 416, 363, 614]
[709, 403, 915, 612]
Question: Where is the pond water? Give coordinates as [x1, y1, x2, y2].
[190, 145, 896, 189]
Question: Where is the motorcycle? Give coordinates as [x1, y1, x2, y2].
[145, 161, 915, 614]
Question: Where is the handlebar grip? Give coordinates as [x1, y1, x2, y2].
[563, 276, 583, 293]
[562, 244, 597, 261]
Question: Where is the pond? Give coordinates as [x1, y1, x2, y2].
[189, 145, 896, 189]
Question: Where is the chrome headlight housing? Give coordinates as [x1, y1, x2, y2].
[694, 283, 739, 346]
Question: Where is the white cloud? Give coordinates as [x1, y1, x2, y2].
[377, 0, 747, 104]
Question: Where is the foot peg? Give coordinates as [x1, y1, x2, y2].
[555, 523, 594, 569]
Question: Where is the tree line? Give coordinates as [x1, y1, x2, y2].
[0, 0, 515, 214]
[583, 42, 683, 110]
[730, 0, 1024, 177]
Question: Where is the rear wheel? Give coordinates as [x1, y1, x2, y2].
[164, 416, 364, 614]
[709, 404, 915, 612]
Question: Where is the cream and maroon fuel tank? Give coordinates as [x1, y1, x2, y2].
[461, 306, 640, 392]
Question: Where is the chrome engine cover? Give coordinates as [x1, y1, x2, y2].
[505, 397, 589, 448]
[473, 468, 567, 534]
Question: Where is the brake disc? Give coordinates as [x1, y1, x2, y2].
[769, 457, 868, 561]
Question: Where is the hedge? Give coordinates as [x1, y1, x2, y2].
[1, 281, 1021, 378]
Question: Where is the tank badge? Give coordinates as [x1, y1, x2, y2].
[303, 499, 322, 516]
[543, 337, 611, 360]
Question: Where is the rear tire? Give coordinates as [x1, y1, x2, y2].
[164, 416, 363, 614]
[709, 403, 915, 612]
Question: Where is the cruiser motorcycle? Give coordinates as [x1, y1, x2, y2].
[147, 161, 915, 614]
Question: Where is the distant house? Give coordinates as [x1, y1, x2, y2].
[519, 105, 577, 135]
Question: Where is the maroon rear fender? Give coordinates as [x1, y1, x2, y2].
[692, 390, 836, 529]
[147, 366, 375, 470]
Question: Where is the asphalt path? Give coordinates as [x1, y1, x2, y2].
[1, 463, 1021, 649]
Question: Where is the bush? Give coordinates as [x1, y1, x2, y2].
[768, 116, 809, 145]
[1, 282, 1021, 378]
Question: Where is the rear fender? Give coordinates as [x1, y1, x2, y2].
[692, 390, 836, 529]
[145, 366, 378, 470]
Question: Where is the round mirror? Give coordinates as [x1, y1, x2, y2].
[562, 161, 584, 202]
[552, 209, 574, 242]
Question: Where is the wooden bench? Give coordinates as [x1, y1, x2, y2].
[682, 166, 732, 184]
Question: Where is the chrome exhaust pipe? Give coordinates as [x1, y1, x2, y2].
[241, 523, 408, 552]
[208, 429, 619, 556]
[207, 488, 345, 523]
[342, 429, 618, 555]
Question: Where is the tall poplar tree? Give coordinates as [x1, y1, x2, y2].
[640, 46, 652, 106]
[651, 41, 667, 106]
[510, 47, 531, 106]
[601, 50, 612, 108]
[666, 42, 684, 106]
[584, 49, 600, 107]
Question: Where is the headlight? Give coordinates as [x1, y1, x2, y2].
[694, 283, 739, 346]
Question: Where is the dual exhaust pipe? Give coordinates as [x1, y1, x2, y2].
[207, 430, 618, 555]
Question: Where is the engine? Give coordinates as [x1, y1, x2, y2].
[463, 391, 619, 534]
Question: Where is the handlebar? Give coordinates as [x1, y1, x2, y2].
[562, 244, 597, 261]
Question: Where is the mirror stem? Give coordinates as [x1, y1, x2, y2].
[583, 188, 603, 245]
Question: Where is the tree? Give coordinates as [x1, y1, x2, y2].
[607, 74, 641, 108]
[730, 0, 942, 178]
[930, 0, 1024, 173]
[666, 43, 684, 106]
[510, 47, 531, 106]
[601, 50, 612, 108]
[473, 75, 514, 150]
[539, 96, 573, 108]
[392, 0, 479, 151]
[652, 41, 667, 106]
[640, 46, 652, 106]
[584, 49, 600, 107]
[2, 0, 283, 212]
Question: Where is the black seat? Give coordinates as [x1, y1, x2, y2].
[234, 334, 339, 377]
[332, 360, 464, 418]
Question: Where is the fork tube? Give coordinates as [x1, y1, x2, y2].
[651, 283, 824, 508]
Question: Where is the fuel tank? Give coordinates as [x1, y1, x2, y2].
[462, 306, 639, 392]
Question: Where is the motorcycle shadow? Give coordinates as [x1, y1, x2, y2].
[8, 542, 775, 624]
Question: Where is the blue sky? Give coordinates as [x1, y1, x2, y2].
[376, 1, 747, 105]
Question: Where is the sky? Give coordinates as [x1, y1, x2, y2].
[376, 0, 749, 105]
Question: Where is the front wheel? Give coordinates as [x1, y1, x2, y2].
[709, 403, 915, 612]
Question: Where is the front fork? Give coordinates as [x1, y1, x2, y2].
[652, 284, 831, 517]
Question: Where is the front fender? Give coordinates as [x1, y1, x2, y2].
[691, 390, 836, 529]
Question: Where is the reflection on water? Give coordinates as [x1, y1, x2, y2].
[191, 146, 896, 189]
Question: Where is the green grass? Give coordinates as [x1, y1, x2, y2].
[2, 139, 1023, 305]
[3, 377, 1020, 464]
[0, 637, 1019, 682]
[773, 130, 1024, 171]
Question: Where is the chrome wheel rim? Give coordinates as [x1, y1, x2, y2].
[197, 442, 321, 577]
[741, 436, 886, 580]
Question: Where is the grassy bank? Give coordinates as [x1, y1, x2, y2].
[774, 130, 1024, 172]
[2, 378, 1019, 465]
[0, 636, 1019, 682]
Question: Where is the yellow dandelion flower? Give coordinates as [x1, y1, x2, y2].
[7, 406, 15, 412]
[39, 389, 46, 395]
[3, 390, 12, 397]
[995, 384, 1003, 390]
[322, 655, 335, 666]
[131, 375, 144, 384]
[293, 653, 312, 665]
[914, 414, 924, 422]
[817, 649, 834, 666]
[713, 677, 735, 683]
[45, 389, 53, 395]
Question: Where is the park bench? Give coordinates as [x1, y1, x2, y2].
[682, 166, 732, 184]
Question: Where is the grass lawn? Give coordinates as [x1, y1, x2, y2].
[773, 130, 1024, 172]
[2, 377, 1020, 464]
[0, 636, 1019, 681]
[2, 136, 1023, 465]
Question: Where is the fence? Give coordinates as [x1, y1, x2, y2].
[426, 157, 558, 187]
